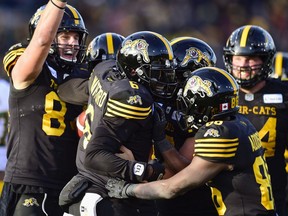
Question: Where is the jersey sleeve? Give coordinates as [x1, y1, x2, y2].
[105, 80, 153, 120]
[3, 42, 27, 77]
[194, 123, 239, 164]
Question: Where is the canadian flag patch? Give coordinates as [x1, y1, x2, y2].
[220, 103, 229, 111]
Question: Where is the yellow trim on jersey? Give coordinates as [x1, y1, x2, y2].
[149, 31, 173, 60]
[105, 98, 152, 119]
[3, 48, 25, 76]
[240, 25, 252, 47]
[106, 33, 115, 55]
[107, 103, 151, 117]
[274, 52, 283, 78]
[66, 5, 80, 25]
[108, 98, 151, 111]
[195, 138, 239, 158]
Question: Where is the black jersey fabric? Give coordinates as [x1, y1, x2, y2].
[195, 113, 276, 216]
[238, 78, 288, 215]
[4, 62, 89, 191]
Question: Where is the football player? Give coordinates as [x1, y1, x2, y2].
[223, 25, 288, 216]
[57, 32, 125, 106]
[0, 1, 90, 215]
[154, 37, 218, 216]
[105, 67, 277, 216]
[58, 31, 177, 216]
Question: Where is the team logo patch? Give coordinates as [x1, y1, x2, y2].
[204, 128, 220, 137]
[127, 95, 143, 105]
[22, 197, 40, 207]
[184, 75, 213, 98]
[181, 47, 211, 67]
[120, 39, 150, 63]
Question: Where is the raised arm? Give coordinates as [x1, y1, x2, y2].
[11, 0, 66, 89]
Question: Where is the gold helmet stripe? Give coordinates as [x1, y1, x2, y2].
[149, 31, 173, 60]
[106, 33, 115, 55]
[170, 36, 191, 45]
[240, 25, 252, 47]
[66, 5, 80, 25]
[274, 52, 283, 78]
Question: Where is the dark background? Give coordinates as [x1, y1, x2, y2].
[0, 0, 287, 78]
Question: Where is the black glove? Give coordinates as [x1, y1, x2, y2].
[130, 160, 165, 182]
[152, 102, 167, 142]
[147, 159, 165, 181]
[105, 178, 134, 199]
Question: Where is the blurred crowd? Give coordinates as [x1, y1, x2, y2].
[0, 0, 288, 78]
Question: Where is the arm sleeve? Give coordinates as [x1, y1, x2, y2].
[57, 78, 89, 105]
[84, 118, 149, 182]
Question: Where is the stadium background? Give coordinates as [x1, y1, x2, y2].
[0, 0, 288, 79]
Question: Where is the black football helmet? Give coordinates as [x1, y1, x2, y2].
[223, 25, 276, 88]
[272, 52, 288, 79]
[170, 37, 217, 86]
[86, 32, 125, 72]
[29, 4, 88, 67]
[117, 31, 178, 99]
[176, 67, 239, 131]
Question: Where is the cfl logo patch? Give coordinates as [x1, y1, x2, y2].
[133, 163, 145, 176]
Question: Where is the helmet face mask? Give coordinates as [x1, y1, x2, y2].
[117, 31, 178, 99]
[86, 32, 125, 72]
[176, 67, 239, 131]
[29, 4, 88, 68]
[223, 25, 276, 88]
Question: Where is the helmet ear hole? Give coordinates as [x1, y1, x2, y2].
[136, 68, 144, 76]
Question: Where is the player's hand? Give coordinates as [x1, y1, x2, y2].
[147, 159, 165, 181]
[116, 145, 135, 161]
[152, 103, 167, 142]
[105, 178, 133, 199]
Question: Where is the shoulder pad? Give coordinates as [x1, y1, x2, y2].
[106, 80, 153, 120]
[3, 42, 27, 77]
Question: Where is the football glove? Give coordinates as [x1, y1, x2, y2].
[105, 178, 134, 199]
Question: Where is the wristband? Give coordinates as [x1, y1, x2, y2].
[154, 139, 173, 153]
[125, 184, 136, 197]
[50, 0, 66, 10]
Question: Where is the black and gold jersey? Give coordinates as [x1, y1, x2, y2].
[238, 78, 288, 210]
[75, 60, 154, 196]
[4, 63, 88, 190]
[195, 114, 275, 216]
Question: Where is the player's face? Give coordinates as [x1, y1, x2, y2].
[56, 31, 80, 62]
[231, 56, 263, 80]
